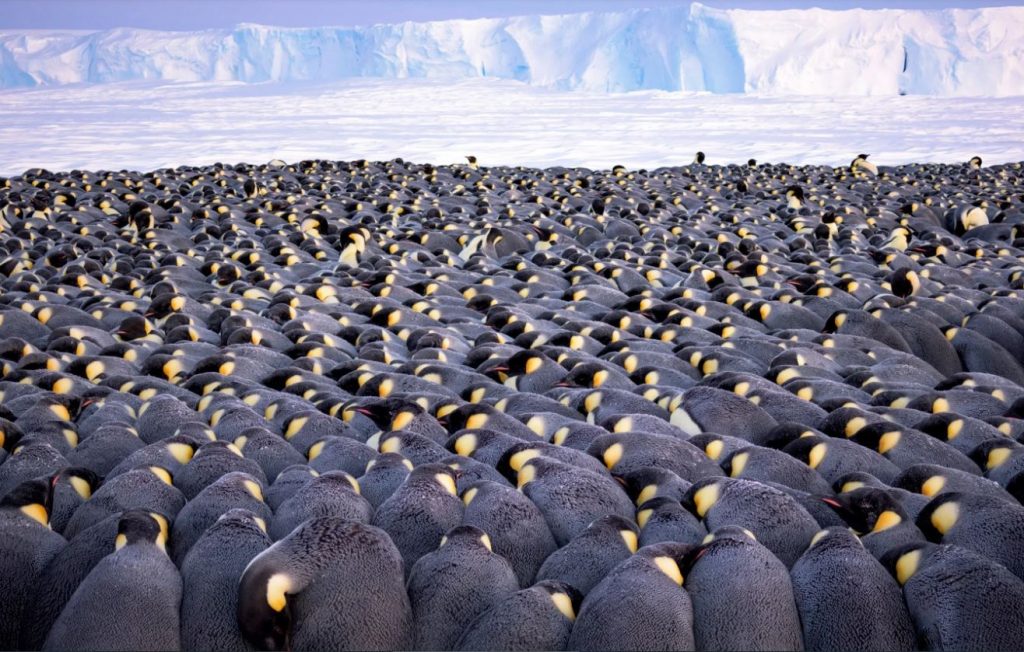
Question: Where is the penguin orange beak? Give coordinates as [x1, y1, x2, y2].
[354, 407, 374, 417]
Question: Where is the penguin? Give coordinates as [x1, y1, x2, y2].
[893, 463, 1016, 505]
[180, 509, 272, 652]
[63, 466, 186, 539]
[682, 477, 819, 567]
[884, 542, 1024, 650]
[567, 542, 695, 651]
[790, 527, 915, 651]
[454, 580, 581, 651]
[461, 480, 557, 587]
[269, 470, 372, 540]
[916, 491, 1024, 581]
[685, 526, 803, 651]
[823, 487, 926, 559]
[49, 466, 101, 534]
[636, 496, 708, 547]
[357, 453, 413, 509]
[0, 477, 67, 649]
[784, 434, 903, 484]
[43, 510, 180, 652]
[174, 440, 267, 500]
[669, 386, 778, 444]
[407, 525, 520, 651]
[721, 445, 833, 495]
[618, 466, 694, 506]
[264, 465, 318, 512]
[534, 515, 639, 596]
[515, 455, 635, 546]
[19, 510, 129, 650]
[170, 471, 271, 565]
[237, 517, 413, 651]
[851, 154, 878, 176]
[588, 432, 724, 482]
[370, 463, 464, 575]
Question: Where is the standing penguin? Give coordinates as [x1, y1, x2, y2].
[460, 480, 557, 587]
[915, 491, 1024, 580]
[885, 542, 1024, 649]
[568, 542, 696, 651]
[237, 517, 413, 651]
[370, 463, 463, 576]
[791, 527, 914, 651]
[454, 579, 581, 651]
[180, 509, 271, 652]
[407, 525, 519, 651]
[43, 510, 180, 652]
[685, 526, 803, 651]
[534, 515, 639, 596]
[0, 477, 67, 649]
[683, 477, 819, 567]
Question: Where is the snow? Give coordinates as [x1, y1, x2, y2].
[1, 4, 1023, 95]
[0, 78, 1021, 175]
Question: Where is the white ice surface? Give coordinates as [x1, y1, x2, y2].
[0, 78, 1021, 175]
[2, 4, 1024, 95]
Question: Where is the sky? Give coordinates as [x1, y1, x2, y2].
[1, 0, 1017, 31]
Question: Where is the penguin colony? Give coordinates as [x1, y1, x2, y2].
[1, 154, 1024, 651]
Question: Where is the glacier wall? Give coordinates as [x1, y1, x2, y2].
[1, 3, 1022, 95]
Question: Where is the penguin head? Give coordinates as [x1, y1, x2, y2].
[915, 492, 967, 541]
[880, 542, 935, 586]
[440, 403, 495, 433]
[618, 467, 687, 506]
[115, 510, 169, 551]
[237, 556, 294, 651]
[438, 524, 492, 552]
[535, 580, 583, 622]
[495, 443, 547, 482]
[969, 155, 983, 169]
[56, 466, 101, 500]
[681, 478, 723, 519]
[888, 268, 921, 298]
[821, 487, 907, 535]
[694, 151, 706, 164]
[409, 463, 460, 496]
[145, 293, 187, 319]
[0, 476, 55, 526]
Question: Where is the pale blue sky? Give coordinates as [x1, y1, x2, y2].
[1, 0, 1016, 30]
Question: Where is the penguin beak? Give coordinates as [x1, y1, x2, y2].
[354, 407, 374, 417]
[553, 381, 573, 388]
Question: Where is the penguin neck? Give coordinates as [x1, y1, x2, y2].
[340, 243, 360, 267]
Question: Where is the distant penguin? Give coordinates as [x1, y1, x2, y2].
[454, 580, 581, 651]
[791, 527, 915, 651]
[237, 517, 413, 651]
[43, 510, 180, 652]
[407, 525, 519, 651]
[851, 153, 878, 176]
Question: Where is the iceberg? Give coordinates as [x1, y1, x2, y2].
[0, 3, 1022, 95]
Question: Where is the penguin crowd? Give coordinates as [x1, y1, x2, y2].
[1, 154, 1024, 651]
